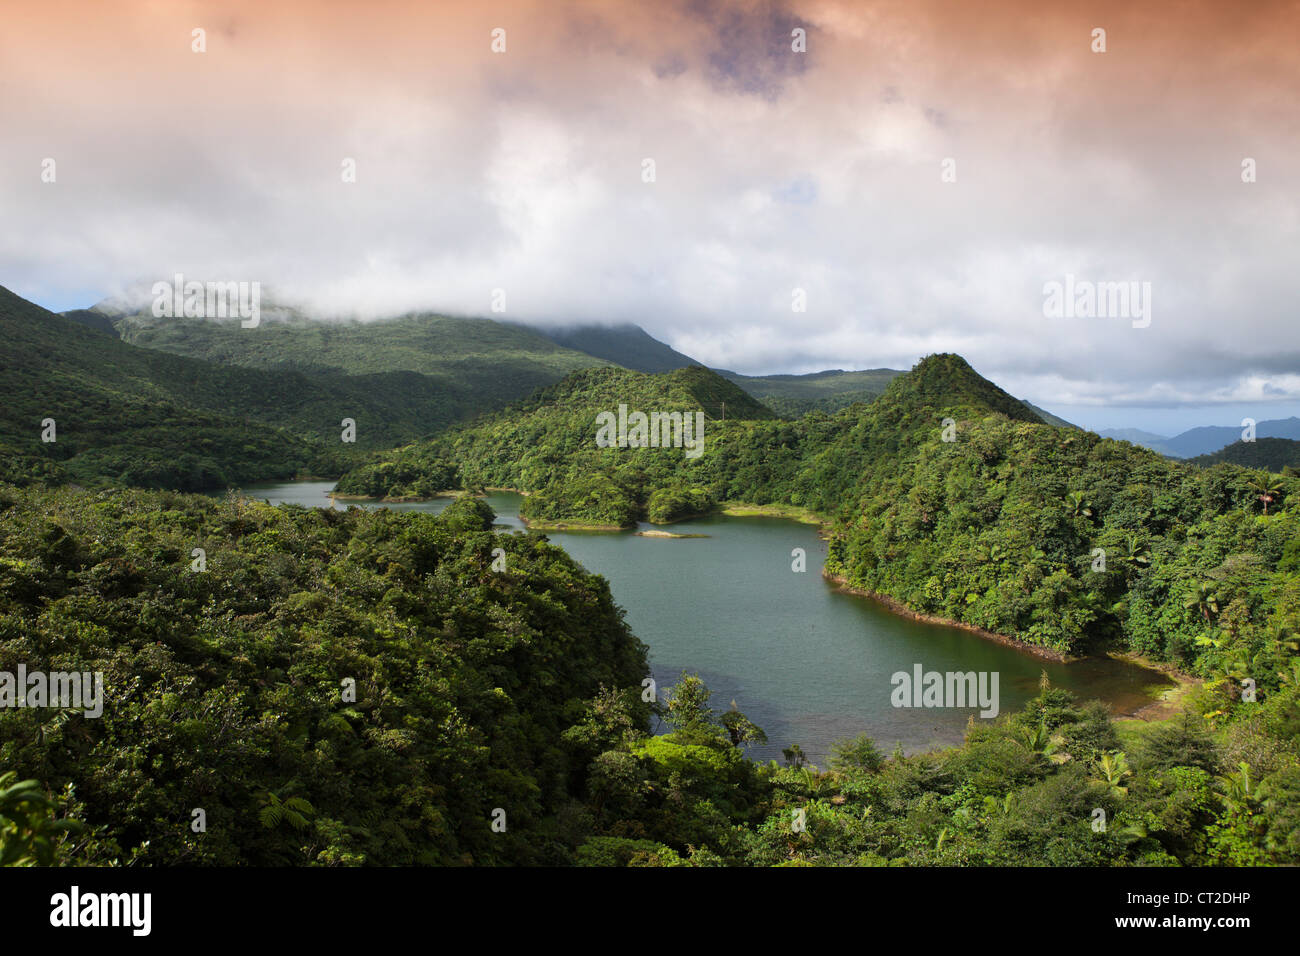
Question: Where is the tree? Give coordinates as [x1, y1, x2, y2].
[830, 733, 884, 773]
[258, 790, 316, 831]
[1184, 582, 1220, 623]
[720, 708, 768, 749]
[1066, 491, 1093, 518]
[1246, 472, 1283, 515]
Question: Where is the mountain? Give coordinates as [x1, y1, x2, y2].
[95, 303, 627, 449]
[1104, 418, 1300, 459]
[0, 285, 328, 489]
[1187, 437, 1300, 473]
[336, 352, 1297, 663]
[1097, 427, 1178, 457]
[59, 308, 117, 335]
[1162, 418, 1300, 459]
[531, 322, 700, 373]
[1021, 401, 1078, 429]
[717, 368, 902, 417]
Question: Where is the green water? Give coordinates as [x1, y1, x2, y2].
[230, 481, 1174, 763]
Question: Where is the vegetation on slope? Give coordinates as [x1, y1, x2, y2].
[337, 355, 1300, 672]
[1187, 438, 1300, 474]
[718, 367, 902, 417]
[113, 307, 610, 442]
[0, 485, 647, 864]
[4, 483, 1295, 867]
[0, 287, 340, 490]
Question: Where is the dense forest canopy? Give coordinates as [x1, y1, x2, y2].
[3, 323, 1298, 867]
[3, 484, 1296, 867]
[338, 355, 1300, 670]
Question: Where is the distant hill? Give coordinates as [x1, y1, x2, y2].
[1097, 428, 1178, 457]
[101, 304, 612, 444]
[1102, 418, 1300, 459]
[1187, 437, 1300, 473]
[717, 368, 902, 417]
[1163, 418, 1300, 459]
[531, 322, 700, 373]
[0, 285, 327, 489]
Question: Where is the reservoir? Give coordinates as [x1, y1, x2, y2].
[227, 481, 1175, 763]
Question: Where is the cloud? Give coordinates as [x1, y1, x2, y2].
[1, 0, 1296, 412]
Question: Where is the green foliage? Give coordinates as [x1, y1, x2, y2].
[114, 305, 612, 448]
[0, 771, 81, 866]
[339, 354, 1300, 669]
[0, 483, 649, 864]
[1188, 438, 1300, 474]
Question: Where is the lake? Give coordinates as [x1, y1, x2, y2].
[225, 481, 1174, 763]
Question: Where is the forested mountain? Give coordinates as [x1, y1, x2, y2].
[335, 364, 777, 524]
[58, 308, 117, 336]
[716, 367, 902, 417]
[110, 304, 611, 437]
[1102, 418, 1300, 460]
[531, 322, 701, 373]
[1187, 437, 1300, 473]
[6, 483, 1295, 866]
[0, 286, 334, 489]
[336, 354, 1300, 671]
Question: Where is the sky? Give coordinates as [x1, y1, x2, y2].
[1, 0, 1297, 433]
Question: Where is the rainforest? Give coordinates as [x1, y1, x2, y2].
[3, 306, 1298, 867]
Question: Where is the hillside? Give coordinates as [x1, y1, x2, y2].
[110, 305, 610, 439]
[1102, 417, 1300, 459]
[0, 286, 338, 489]
[717, 367, 902, 417]
[336, 353, 1300, 669]
[0, 485, 649, 864]
[531, 322, 700, 373]
[335, 364, 777, 522]
[1022, 401, 1078, 429]
[1187, 437, 1300, 473]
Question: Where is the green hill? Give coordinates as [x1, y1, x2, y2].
[1188, 437, 1300, 473]
[0, 286, 336, 489]
[0, 484, 648, 864]
[531, 322, 700, 373]
[718, 367, 902, 417]
[111, 305, 611, 437]
[337, 353, 1299, 667]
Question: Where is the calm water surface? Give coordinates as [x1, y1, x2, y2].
[228, 481, 1173, 763]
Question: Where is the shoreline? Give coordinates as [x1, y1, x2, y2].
[823, 571, 1070, 663]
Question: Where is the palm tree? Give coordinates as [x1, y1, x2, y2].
[1216, 762, 1267, 814]
[1066, 491, 1093, 518]
[1094, 751, 1132, 795]
[1184, 582, 1220, 623]
[1120, 535, 1150, 569]
[1246, 473, 1284, 515]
